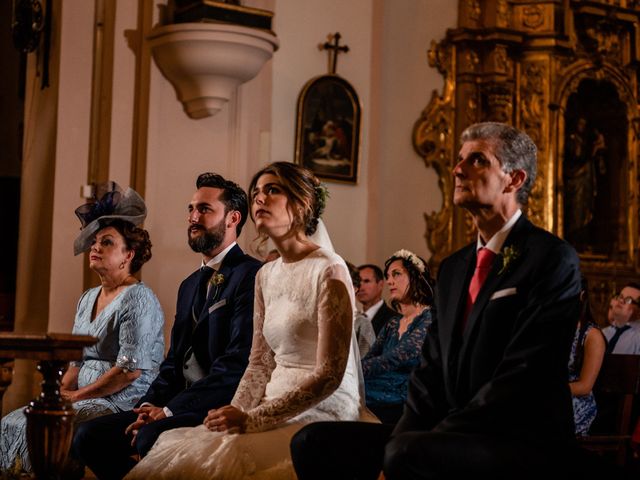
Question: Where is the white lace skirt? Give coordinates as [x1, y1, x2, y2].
[125, 422, 304, 480]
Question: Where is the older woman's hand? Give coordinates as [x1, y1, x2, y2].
[60, 389, 79, 403]
[204, 405, 247, 433]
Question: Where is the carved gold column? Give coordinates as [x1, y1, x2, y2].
[414, 1, 640, 319]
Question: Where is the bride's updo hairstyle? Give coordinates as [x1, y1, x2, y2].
[249, 161, 327, 237]
[384, 249, 435, 309]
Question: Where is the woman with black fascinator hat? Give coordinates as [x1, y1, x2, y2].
[0, 182, 165, 476]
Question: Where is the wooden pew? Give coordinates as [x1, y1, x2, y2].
[578, 353, 640, 467]
[0, 333, 97, 479]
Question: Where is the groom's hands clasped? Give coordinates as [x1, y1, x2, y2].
[125, 405, 167, 446]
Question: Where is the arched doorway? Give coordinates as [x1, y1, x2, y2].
[562, 79, 627, 256]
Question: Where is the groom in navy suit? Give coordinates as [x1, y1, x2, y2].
[292, 123, 613, 479]
[74, 173, 261, 480]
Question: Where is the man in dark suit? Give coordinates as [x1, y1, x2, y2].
[383, 121, 582, 478]
[73, 173, 261, 480]
[291, 123, 604, 479]
[357, 264, 397, 335]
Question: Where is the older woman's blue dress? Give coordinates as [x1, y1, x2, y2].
[362, 309, 431, 422]
[0, 282, 164, 472]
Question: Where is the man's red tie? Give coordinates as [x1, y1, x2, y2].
[462, 247, 497, 330]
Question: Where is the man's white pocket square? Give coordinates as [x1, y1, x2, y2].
[490, 288, 517, 300]
[208, 298, 227, 314]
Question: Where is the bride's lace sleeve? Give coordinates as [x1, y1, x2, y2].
[231, 271, 276, 412]
[242, 263, 353, 433]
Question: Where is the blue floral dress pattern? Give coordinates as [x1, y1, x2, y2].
[362, 309, 431, 406]
[0, 282, 165, 473]
[569, 322, 598, 435]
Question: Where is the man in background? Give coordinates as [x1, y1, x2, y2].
[602, 282, 640, 354]
[357, 264, 396, 335]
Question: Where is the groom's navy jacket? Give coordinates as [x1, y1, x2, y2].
[138, 244, 261, 418]
[398, 216, 581, 443]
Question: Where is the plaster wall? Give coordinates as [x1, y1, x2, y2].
[48, 0, 95, 333]
[271, 0, 373, 266]
[375, 0, 456, 265]
[7, 0, 458, 410]
[45, 0, 275, 341]
[271, 0, 455, 269]
[40, 0, 455, 337]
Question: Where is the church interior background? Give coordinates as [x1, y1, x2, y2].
[1, 0, 639, 412]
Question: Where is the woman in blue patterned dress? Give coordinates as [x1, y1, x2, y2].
[569, 278, 605, 435]
[362, 249, 434, 425]
[0, 184, 165, 474]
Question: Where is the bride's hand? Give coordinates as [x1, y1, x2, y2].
[204, 405, 248, 433]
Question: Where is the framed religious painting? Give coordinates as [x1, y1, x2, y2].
[294, 74, 361, 184]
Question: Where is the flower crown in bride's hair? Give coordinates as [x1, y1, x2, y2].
[391, 249, 426, 273]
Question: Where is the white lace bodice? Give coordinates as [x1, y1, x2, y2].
[231, 247, 362, 432]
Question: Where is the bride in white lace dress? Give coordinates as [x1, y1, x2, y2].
[125, 162, 370, 479]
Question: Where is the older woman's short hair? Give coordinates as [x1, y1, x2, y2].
[103, 219, 152, 274]
[460, 122, 537, 205]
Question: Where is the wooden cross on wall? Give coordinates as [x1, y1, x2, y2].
[319, 32, 349, 75]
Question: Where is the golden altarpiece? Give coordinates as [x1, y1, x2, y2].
[415, 0, 640, 319]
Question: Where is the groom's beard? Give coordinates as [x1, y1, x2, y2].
[188, 218, 226, 254]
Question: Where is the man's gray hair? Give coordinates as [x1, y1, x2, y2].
[460, 122, 537, 205]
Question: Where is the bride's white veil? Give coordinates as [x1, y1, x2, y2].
[309, 218, 334, 252]
[310, 220, 375, 420]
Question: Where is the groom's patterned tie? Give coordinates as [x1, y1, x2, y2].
[462, 247, 496, 331]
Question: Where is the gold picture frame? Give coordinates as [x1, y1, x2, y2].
[294, 74, 361, 184]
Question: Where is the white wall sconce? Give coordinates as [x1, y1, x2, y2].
[148, 22, 279, 119]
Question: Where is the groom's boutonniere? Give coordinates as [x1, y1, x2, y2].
[209, 273, 225, 287]
[208, 273, 225, 300]
[498, 245, 520, 275]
